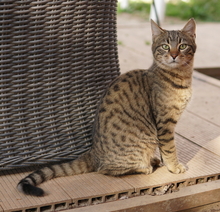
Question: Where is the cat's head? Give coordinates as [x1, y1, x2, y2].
[151, 19, 196, 70]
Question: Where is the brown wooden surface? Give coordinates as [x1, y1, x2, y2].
[196, 67, 220, 80]
[0, 71, 220, 212]
[69, 180, 220, 212]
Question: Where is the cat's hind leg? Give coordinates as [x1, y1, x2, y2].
[97, 164, 154, 176]
[128, 157, 160, 175]
[97, 164, 132, 176]
[131, 166, 153, 175]
[150, 157, 161, 167]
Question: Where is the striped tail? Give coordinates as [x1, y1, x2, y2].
[17, 152, 94, 196]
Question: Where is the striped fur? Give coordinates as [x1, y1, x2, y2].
[17, 19, 196, 196]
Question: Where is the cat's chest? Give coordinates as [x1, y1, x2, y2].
[169, 88, 191, 106]
[152, 87, 191, 116]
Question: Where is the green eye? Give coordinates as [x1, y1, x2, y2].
[162, 44, 169, 50]
[179, 44, 187, 50]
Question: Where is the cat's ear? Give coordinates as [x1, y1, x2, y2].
[181, 18, 196, 38]
[151, 19, 165, 39]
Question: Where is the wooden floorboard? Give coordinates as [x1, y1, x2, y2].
[0, 169, 72, 212]
[0, 72, 220, 212]
[68, 180, 220, 212]
[176, 110, 220, 147]
[190, 72, 220, 126]
[54, 172, 134, 207]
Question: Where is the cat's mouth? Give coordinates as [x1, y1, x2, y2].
[167, 57, 179, 64]
[171, 58, 179, 63]
[168, 60, 180, 68]
[170, 60, 178, 64]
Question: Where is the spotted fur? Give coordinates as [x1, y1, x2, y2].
[17, 19, 196, 196]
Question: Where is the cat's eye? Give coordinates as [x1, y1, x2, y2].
[162, 44, 170, 50]
[179, 44, 187, 50]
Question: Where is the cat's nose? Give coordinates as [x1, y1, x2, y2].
[171, 54, 178, 59]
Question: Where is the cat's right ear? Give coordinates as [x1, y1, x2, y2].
[151, 19, 165, 39]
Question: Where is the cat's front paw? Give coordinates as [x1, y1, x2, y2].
[168, 163, 187, 174]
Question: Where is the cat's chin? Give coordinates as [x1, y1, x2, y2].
[157, 61, 180, 70]
[168, 62, 179, 68]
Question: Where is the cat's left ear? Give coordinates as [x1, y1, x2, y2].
[181, 18, 196, 39]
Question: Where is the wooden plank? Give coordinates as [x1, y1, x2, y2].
[196, 67, 220, 80]
[117, 17, 152, 73]
[176, 110, 220, 148]
[67, 180, 220, 212]
[118, 45, 151, 74]
[0, 204, 3, 212]
[175, 135, 220, 176]
[202, 136, 220, 156]
[54, 172, 134, 207]
[193, 70, 220, 88]
[180, 201, 220, 212]
[188, 72, 220, 126]
[0, 169, 71, 212]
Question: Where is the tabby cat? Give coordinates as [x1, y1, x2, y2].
[17, 19, 196, 196]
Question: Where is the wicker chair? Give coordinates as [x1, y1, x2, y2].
[0, 0, 120, 170]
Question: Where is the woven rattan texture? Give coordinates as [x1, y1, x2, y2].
[0, 0, 120, 170]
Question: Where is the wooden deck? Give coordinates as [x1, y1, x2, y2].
[0, 71, 220, 212]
